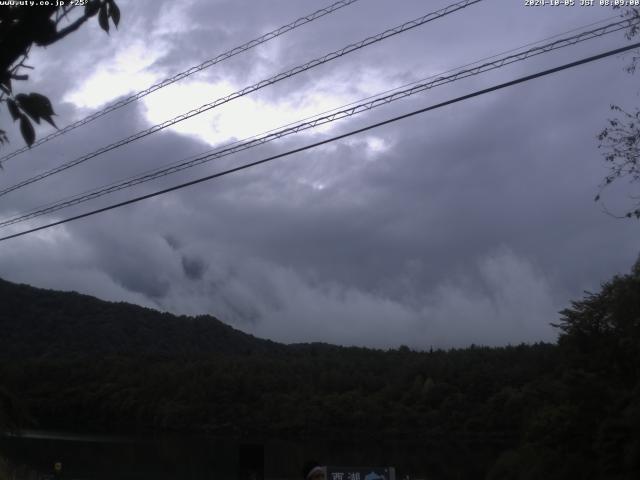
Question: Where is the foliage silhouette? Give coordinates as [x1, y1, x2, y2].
[597, 7, 640, 218]
[0, 0, 119, 149]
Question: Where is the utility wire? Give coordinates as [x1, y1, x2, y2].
[0, 15, 632, 224]
[1, 41, 638, 244]
[0, 16, 634, 228]
[6, 10, 621, 207]
[0, 0, 482, 198]
[0, 0, 362, 165]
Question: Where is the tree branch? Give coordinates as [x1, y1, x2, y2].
[39, 11, 91, 46]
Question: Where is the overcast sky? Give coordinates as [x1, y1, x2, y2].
[0, 0, 639, 349]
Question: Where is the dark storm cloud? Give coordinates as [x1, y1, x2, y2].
[0, 0, 638, 348]
[164, 234, 181, 251]
[181, 255, 207, 281]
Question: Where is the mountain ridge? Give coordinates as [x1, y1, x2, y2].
[0, 277, 286, 358]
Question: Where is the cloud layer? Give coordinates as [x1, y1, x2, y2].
[0, 0, 638, 348]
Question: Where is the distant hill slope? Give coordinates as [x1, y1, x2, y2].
[0, 277, 284, 358]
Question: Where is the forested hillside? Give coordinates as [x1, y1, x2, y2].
[0, 278, 284, 358]
[0, 260, 639, 478]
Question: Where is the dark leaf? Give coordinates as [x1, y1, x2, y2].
[108, 0, 120, 27]
[15, 94, 39, 124]
[594, 194, 600, 202]
[42, 114, 57, 129]
[27, 93, 55, 117]
[85, 0, 101, 17]
[98, 4, 110, 33]
[19, 115, 35, 147]
[6, 99, 20, 121]
[15, 93, 56, 126]
[15, 94, 36, 123]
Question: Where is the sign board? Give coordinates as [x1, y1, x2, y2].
[322, 466, 396, 480]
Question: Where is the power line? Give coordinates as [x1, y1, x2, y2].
[0, 15, 633, 226]
[0, 0, 362, 165]
[1, 41, 637, 244]
[0, 16, 634, 229]
[0, 0, 483, 198]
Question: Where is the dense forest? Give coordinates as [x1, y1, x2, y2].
[0, 259, 639, 479]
